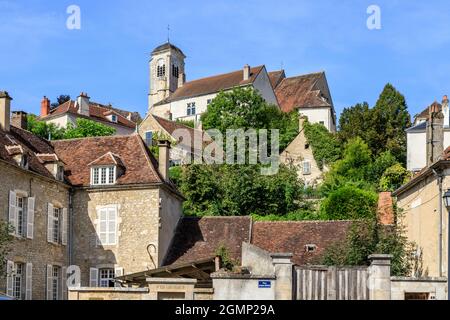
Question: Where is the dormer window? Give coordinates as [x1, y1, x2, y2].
[111, 115, 118, 123]
[56, 165, 65, 181]
[20, 154, 28, 169]
[91, 166, 116, 186]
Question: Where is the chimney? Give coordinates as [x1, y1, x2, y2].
[0, 91, 12, 132]
[178, 73, 186, 88]
[41, 96, 50, 117]
[11, 111, 28, 130]
[77, 92, 90, 116]
[377, 192, 395, 226]
[426, 102, 444, 166]
[158, 140, 171, 181]
[243, 64, 251, 81]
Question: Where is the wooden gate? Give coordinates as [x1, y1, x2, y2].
[295, 266, 370, 300]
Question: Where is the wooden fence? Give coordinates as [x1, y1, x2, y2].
[295, 266, 370, 300]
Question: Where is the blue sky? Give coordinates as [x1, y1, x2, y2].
[1, 0, 450, 121]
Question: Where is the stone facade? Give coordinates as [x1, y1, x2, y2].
[0, 161, 70, 300]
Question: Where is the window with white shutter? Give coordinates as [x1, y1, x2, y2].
[46, 265, 53, 300]
[25, 263, 33, 300]
[47, 204, 54, 243]
[97, 207, 118, 246]
[89, 268, 99, 287]
[6, 260, 14, 297]
[27, 198, 35, 239]
[61, 267, 67, 300]
[61, 208, 68, 246]
[114, 267, 124, 288]
[8, 191, 17, 236]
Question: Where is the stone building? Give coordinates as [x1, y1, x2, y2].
[38, 93, 142, 136]
[1, 91, 183, 299]
[147, 42, 336, 132]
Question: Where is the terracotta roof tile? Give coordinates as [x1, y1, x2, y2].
[275, 72, 331, 113]
[164, 217, 252, 266]
[52, 134, 163, 187]
[268, 70, 286, 89]
[155, 66, 264, 105]
[251, 220, 352, 265]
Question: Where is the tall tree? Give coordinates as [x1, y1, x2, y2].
[338, 102, 370, 143]
[51, 95, 71, 110]
[368, 84, 411, 164]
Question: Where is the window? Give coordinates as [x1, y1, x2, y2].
[20, 154, 28, 169]
[51, 266, 60, 301]
[145, 131, 153, 146]
[57, 165, 64, 181]
[157, 59, 166, 78]
[99, 269, 115, 288]
[97, 207, 118, 246]
[303, 161, 311, 175]
[16, 196, 27, 237]
[111, 115, 118, 123]
[319, 121, 325, 126]
[207, 99, 212, 105]
[305, 143, 310, 150]
[172, 65, 179, 78]
[52, 208, 61, 244]
[13, 263, 24, 300]
[91, 166, 116, 186]
[187, 102, 196, 116]
[305, 244, 317, 253]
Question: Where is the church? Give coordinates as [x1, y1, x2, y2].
[146, 42, 337, 133]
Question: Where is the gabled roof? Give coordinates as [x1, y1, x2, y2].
[88, 152, 125, 167]
[36, 153, 60, 163]
[52, 134, 163, 187]
[274, 72, 332, 113]
[0, 126, 61, 180]
[152, 42, 186, 57]
[268, 70, 286, 89]
[42, 100, 139, 129]
[154, 66, 265, 106]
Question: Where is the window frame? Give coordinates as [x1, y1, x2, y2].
[91, 166, 116, 186]
[187, 102, 196, 116]
[99, 268, 116, 288]
[52, 207, 61, 244]
[16, 196, 27, 237]
[145, 131, 154, 146]
[303, 161, 312, 175]
[13, 262, 24, 300]
[51, 266, 60, 301]
[97, 206, 118, 246]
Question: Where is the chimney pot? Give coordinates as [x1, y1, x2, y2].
[158, 140, 171, 181]
[77, 92, 90, 116]
[40, 96, 51, 117]
[0, 90, 13, 132]
[11, 111, 28, 130]
[243, 64, 251, 81]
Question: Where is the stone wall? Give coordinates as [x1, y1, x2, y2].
[0, 161, 70, 300]
[391, 277, 447, 300]
[68, 287, 150, 300]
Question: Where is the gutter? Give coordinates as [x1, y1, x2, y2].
[433, 169, 444, 277]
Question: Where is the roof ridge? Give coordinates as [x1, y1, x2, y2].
[51, 133, 138, 143]
[183, 65, 265, 85]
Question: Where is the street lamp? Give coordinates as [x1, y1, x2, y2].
[442, 189, 450, 300]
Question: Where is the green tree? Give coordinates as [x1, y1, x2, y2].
[51, 95, 71, 110]
[0, 221, 12, 277]
[379, 164, 412, 192]
[338, 102, 370, 143]
[27, 114, 65, 140]
[63, 118, 116, 139]
[304, 121, 341, 170]
[367, 84, 411, 164]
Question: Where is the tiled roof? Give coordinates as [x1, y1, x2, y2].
[274, 72, 331, 113]
[164, 217, 352, 267]
[268, 70, 286, 89]
[251, 221, 352, 266]
[154, 66, 264, 106]
[0, 126, 59, 180]
[152, 42, 186, 57]
[52, 134, 163, 187]
[163, 217, 252, 266]
[414, 101, 442, 123]
[42, 100, 139, 129]
[88, 152, 125, 167]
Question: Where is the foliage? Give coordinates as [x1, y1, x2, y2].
[337, 84, 411, 165]
[27, 115, 116, 140]
[303, 120, 341, 170]
[368, 151, 398, 183]
[379, 163, 412, 192]
[201, 87, 299, 151]
[51, 95, 71, 110]
[0, 221, 13, 277]
[321, 215, 416, 276]
[63, 118, 116, 139]
[169, 166, 183, 186]
[180, 164, 304, 217]
[320, 184, 378, 220]
[215, 245, 236, 271]
[176, 119, 195, 129]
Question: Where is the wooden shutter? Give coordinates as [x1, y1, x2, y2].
[47, 203, 54, 243]
[46, 265, 53, 300]
[114, 267, 124, 288]
[61, 267, 67, 300]
[27, 197, 35, 239]
[8, 191, 17, 235]
[6, 260, 14, 297]
[89, 268, 99, 287]
[25, 263, 33, 300]
[61, 208, 68, 246]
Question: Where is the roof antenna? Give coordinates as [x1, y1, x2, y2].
[167, 24, 170, 43]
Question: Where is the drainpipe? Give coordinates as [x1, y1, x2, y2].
[434, 169, 443, 277]
[69, 190, 74, 266]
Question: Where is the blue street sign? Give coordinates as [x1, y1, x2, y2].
[258, 280, 271, 289]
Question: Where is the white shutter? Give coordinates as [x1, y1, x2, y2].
[27, 197, 35, 239]
[25, 263, 33, 300]
[46, 265, 53, 300]
[114, 267, 124, 288]
[62, 208, 68, 246]
[8, 191, 17, 235]
[47, 203, 54, 243]
[61, 267, 67, 300]
[6, 260, 14, 297]
[89, 268, 99, 287]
